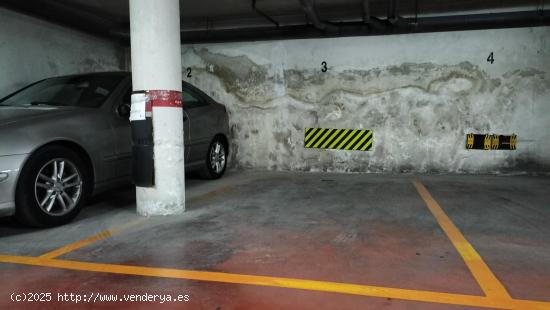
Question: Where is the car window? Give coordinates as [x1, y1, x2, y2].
[0, 75, 124, 108]
[182, 89, 208, 109]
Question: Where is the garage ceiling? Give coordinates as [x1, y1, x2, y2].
[1, 0, 548, 43]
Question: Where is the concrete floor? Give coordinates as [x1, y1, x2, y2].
[0, 171, 549, 309]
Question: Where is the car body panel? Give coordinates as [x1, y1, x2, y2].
[0, 154, 27, 216]
[0, 72, 230, 218]
[112, 80, 229, 174]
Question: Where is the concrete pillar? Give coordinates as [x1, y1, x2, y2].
[129, 0, 185, 215]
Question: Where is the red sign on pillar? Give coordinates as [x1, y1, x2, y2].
[147, 90, 182, 109]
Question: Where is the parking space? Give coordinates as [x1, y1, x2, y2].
[1, 171, 549, 309]
[421, 177, 550, 302]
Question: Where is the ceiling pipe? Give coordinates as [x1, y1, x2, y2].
[5, 1, 547, 45]
[252, 0, 279, 27]
[180, 10, 550, 43]
[299, 0, 339, 32]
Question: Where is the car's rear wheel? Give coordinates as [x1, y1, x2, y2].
[200, 137, 227, 179]
[15, 146, 90, 227]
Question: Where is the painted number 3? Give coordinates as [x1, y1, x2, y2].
[487, 52, 494, 64]
[321, 61, 328, 72]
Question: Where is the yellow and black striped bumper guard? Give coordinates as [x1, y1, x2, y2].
[305, 127, 373, 151]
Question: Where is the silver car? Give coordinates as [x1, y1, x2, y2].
[0, 72, 230, 227]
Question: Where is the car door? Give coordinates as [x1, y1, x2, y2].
[182, 86, 215, 164]
[111, 86, 132, 179]
[112, 86, 191, 179]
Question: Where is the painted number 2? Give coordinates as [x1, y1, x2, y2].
[321, 61, 328, 72]
[487, 52, 494, 64]
[186, 67, 192, 78]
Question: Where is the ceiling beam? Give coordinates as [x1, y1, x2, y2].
[1, 1, 548, 44]
[180, 10, 550, 44]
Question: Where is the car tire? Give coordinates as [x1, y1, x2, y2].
[200, 137, 227, 179]
[15, 146, 91, 227]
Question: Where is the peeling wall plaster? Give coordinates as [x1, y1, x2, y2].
[183, 27, 550, 174]
[0, 8, 123, 97]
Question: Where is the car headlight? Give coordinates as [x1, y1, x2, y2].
[0, 171, 8, 182]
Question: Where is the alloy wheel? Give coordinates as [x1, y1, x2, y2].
[210, 142, 226, 174]
[34, 158, 83, 216]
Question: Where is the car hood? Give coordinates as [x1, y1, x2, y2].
[0, 106, 79, 128]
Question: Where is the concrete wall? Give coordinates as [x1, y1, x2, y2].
[0, 8, 123, 97]
[182, 27, 550, 174]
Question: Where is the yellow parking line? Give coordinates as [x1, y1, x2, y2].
[413, 181, 512, 300]
[4, 181, 548, 308]
[39, 230, 113, 259]
[0, 254, 549, 309]
[39, 219, 144, 259]
[40, 184, 233, 259]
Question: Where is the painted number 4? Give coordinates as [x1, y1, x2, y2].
[487, 52, 494, 64]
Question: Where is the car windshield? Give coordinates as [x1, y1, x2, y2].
[0, 75, 123, 108]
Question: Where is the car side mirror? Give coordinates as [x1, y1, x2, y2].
[117, 103, 131, 118]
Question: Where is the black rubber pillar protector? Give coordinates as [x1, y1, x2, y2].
[131, 118, 154, 187]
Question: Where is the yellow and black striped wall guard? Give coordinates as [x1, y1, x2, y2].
[304, 127, 373, 151]
[466, 133, 517, 150]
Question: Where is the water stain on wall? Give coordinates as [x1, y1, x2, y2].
[184, 47, 549, 174]
[195, 48, 276, 103]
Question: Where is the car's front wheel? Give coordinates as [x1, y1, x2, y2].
[15, 146, 90, 227]
[200, 137, 227, 179]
